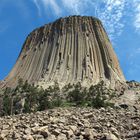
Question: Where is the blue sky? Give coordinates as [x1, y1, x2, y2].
[0, 0, 140, 82]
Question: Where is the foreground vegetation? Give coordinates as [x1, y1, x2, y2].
[0, 79, 116, 116]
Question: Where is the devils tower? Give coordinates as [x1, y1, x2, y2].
[4, 16, 125, 88]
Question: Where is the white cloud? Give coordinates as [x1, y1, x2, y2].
[42, 0, 61, 16]
[97, 0, 126, 40]
[33, 0, 41, 16]
[32, 0, 140, 41]
[61, 0, 127, 41]
[61, 0, 97, 15]
[33, 0, 61, 16]
[32, 0, 126, 40]
[61, 0, 83, 14]
[133, 0, 140, 32]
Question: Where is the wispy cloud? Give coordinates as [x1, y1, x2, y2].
[61, 0, 97, 15]
[32, 0, 140, 41]
[33, 0, 97, 17]
[61, 0, 85, 15]
[33, 0, 42, 16]
[61, 0, 126, 41]
[42, 0, 61, 16]
[97, 0, 127, 40]
[33, 0, 61, 16]
[133, 0, 140, 32]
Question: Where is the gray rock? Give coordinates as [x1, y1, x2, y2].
[0, 130, 9, 138]
[84, 128, 96, 139]
[23, 134, 34, 140]
[57, 134, 67, 140]
[1, 107, 140, 140]
[65, 130, 74, 138]
[2, 125, 9, 130]
[131, 123, 138, 130]
[52, 129, 60, 136]
[12, 132, 21, 139]
[47, 134, 56, 140]
[104, 133, 119, 140]
[83, 113, 93, 118]
[69, 125, 77, 132]
[33, 134, 44, 140]
[24, 128, 31, 135]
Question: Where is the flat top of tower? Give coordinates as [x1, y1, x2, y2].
[49, 15, 101, 25]
[27, 15, 102, 39]
[56, 15, 101, 21]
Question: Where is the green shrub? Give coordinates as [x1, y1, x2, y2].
[0, 80, 116, 116]
[91, 92, 106, 108]
[67, 83, 87, 106]
[88, 81, 115, 108]
[38, 89, 52, 110]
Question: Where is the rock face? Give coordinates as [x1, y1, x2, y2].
[0, 81, 5, 89]
[4, 16, 125, 88]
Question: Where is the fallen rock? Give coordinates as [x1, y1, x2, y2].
[65, 129, 74, 138]
[47, 134, 56, 140]
[57, 133, 67, 140]
[69, 125, 77, 132]
[23, 134, 34, 140]
[2, 125, 9, 130]
[52, 129, 60, 136]
[131, 123, 138, 130]
[103, 133, 119, 140]
[0, 107, 140, 140]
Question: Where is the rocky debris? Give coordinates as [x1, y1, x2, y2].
[4, 16, 125, 88]
[113, 84, 140, 109]
[127, 81, 140, 90]
[0, 107, 140, 140]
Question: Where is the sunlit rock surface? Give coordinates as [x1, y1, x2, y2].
[4, 16, 125, 88]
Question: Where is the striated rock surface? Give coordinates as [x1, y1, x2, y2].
[4, 16, 125, 88]
[0, 81, 5, 89]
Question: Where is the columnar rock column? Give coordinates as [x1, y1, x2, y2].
[5, 16, 125, 88]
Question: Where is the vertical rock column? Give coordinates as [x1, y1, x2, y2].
[5, 16, 125, 88]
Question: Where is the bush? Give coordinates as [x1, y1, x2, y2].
[91, 92, 107, 108]
[88, 81, 115, 108]
[38, 89, 52, 111]
[67, 83, 87, 106]
[0, 80, 116, 116]
[1, 87, 14, 115]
